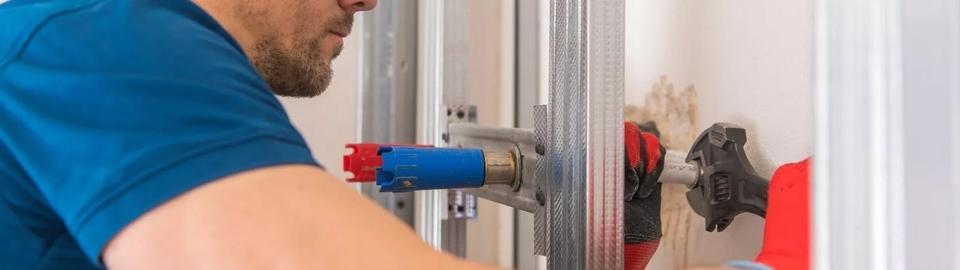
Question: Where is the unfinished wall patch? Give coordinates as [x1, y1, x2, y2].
[628, 75, 770, 269]
[626, 75, 701, 269]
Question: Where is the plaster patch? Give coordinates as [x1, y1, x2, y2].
[628, 76, 772, 269]
[626, 75, 700, 269]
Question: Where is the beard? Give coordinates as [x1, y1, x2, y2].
[250, 17, 348, 98]
[251, 38, 336, 98]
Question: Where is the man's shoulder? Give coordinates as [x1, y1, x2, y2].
[0, 0, 245, 71]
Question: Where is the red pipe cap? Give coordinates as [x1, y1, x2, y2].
[343, 143, 434, 183]
[344, 144, 383, 183]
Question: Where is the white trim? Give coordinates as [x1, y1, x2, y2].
[416, 0, 446, 250]
[813, 0, 906, 268]
[496, 2, 517, 269]
[499, 1, 517, 128]
[811, 0, 829, 264]
[947, 0, 960, 268]
[352, 12, 366, 193]
[537, 0, 550, 104]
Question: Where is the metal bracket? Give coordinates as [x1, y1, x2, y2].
[533, 105, 549, 256]
[448, 189, 477, 219]
[447, 105, 550, 255]
[444, 105, 479, 221]
[441, 104, 477, 258]
[449, 124, 541, 213]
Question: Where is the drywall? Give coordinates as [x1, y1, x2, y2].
[625, 1, 812, 268]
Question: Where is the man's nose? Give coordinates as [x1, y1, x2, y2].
[339, 0, 378, 14]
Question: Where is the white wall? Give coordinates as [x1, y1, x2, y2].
[279, 35, 359, 179]
[626, 1, 811, 168]
[464, 1, 517, 268]
[626, 1, 812, 268]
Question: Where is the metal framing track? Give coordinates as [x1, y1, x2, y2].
[416, 0, 447, 251]
[416, 0, 472, 255]
[514, 1, 544, 268]
[357, 0, 418, 227]
[372, 0, 629, 266]
[546, 0, 625, 269]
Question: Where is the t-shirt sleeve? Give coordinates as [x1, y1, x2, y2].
[0, 0, 319, 265]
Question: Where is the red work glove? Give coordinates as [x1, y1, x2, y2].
[624, 121, 665, 270]
[754, 159, 811, 270]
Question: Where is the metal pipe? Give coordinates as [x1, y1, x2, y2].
[447, 124, 698, 216]
[484, 151, 518, 186]
[660, 150, 699, 187]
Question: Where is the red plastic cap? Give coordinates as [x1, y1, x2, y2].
[344, 144, 383, 182]
[343, 143, 434, 183]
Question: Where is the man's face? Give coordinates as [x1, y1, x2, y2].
[236, 0, 376, 97]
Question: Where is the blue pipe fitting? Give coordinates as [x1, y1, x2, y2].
[376, 146, 486, 192]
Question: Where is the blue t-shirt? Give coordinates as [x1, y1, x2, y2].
[0, 0, 319, 269]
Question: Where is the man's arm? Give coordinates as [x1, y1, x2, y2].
[103, 165, 495, 270]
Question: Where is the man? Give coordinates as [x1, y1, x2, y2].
[0, 0, 806, 269]
[0, 0, 500, 269]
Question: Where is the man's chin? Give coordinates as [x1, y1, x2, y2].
[275, 89, 324, 98]
[331, 44, 343, 60]
[252, 44, 334, 98]
[267, 72, 330, 98]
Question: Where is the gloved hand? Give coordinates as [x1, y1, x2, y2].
[624, 121, 666, 270]
[753, 159, 811, 270]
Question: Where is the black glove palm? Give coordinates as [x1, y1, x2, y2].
[624, 121, 666, 270]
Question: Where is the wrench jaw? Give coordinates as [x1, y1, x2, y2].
[685, 123, 770, 232]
